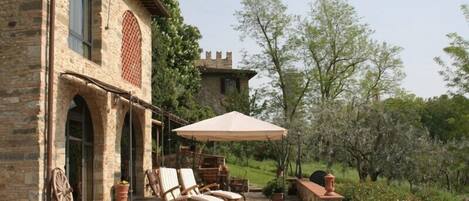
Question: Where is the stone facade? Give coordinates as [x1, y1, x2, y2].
[0, 0, 159, 200]
[196, 51, 256, 114]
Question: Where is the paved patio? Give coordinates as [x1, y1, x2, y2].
[244, 192, 299, 201]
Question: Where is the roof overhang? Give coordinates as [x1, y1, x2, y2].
[139, 0, 170, 17]
[60, 71, 188, 125]
[198, 67, 257, 79]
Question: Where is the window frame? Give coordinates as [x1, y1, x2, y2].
[220, 77, 241, 95]
[68, 0, 92, 59]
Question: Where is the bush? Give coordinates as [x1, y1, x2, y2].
[262, 177, 286, 197]
[413, 186, 460, 201]
[336, 179, 420, 201]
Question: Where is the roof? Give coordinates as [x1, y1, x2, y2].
[173, 111, 287, 141]
[139, 0, 170, 17]
[198, 67, 257, 79]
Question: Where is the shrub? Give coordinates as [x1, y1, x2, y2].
[262, 177, 286, 197]
[413, 186, 460, 201]
[336, 179, 420, 201]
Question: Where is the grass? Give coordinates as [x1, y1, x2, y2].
[228, 162, 275, 187]
[227, 159, 358, 187]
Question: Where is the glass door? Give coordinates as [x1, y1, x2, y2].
[65, 96, 94, 201]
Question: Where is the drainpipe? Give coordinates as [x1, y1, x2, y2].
[46, 0, 56, 199]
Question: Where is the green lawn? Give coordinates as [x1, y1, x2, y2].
[228, 162, 275, 187]
[227, 159, 358, 187]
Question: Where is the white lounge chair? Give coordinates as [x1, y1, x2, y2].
[159, 167, 224, 201]
[178, 168, 244, 201]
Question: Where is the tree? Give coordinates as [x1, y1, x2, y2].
[420, 95, 469, 142]
[235, 0, 311, 177]
[312, 96, 428, 182]
[359, 42, 405, 102]
[435, 5, 469, 95]
[299, 0, 372, 103]
[151, 0, 213, 122]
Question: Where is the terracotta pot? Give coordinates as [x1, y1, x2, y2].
[271, 193, 284, 201]
[115, 183, 129, 201]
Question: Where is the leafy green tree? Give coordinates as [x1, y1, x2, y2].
[151, 0, 214, 122]
[421, 95, 469, 142]
[235, 0, 311, 177]
[299, 0, 372, 103]
[360, 42, 405, 102]
[435, 5, 469, 95]
[311, 95, 429, 182]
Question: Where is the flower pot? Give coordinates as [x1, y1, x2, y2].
[271, 193, 284, 201]
[115, 183, 129, 201]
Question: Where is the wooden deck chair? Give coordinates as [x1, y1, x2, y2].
[178, 168, 244, 201]
[146, 169, 162, 198]
[159, 167, 224, 201]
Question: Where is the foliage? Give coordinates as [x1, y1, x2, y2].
[235, 0, 310, 178]
[262, 177, 286, 197]
[298, 0, 372, 103]
[420, 95, 469, 141]
[310, 96, 429, 182]
[151, 0, 214, 122]
[359, 42, 405, 101]
[336, 180, 421, 201]
[435, 5, 469, 95]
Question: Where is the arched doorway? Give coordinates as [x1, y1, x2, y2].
[120, 112, 140, 194]
[65, 95, 94, 200]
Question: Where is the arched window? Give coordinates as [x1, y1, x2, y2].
[65, 96, 94, 200]
[121, 11, 142, 87]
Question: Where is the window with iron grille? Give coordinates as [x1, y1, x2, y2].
[69, 0, 92, 58]
[121, 11, 142, 87]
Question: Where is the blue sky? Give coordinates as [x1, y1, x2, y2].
[179, 0, 469, 98]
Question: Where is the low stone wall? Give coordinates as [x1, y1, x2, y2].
[296, 178, 343, 201]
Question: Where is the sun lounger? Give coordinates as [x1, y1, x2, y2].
[178, 168, 244, 201]
[159, 167, 224, 201]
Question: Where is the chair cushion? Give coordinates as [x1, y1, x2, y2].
[179, 168, 200, 195]
[210, 190, 243, 199]
[159, 168, 181, 201]
[191, 194, 224, 201]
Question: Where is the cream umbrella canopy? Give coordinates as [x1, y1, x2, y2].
[173, 111, 287, 141]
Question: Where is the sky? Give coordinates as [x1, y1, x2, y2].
[179, 0, 469, 98]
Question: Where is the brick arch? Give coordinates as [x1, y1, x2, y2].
[121, 11, 142, 87]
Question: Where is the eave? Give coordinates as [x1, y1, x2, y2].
[198, 67, 257, 79]
[139, 0, 170, 17]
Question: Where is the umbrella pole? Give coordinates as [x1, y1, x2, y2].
[168, 118, 171, 156]
[192, 136, 196, 169]
[282, 135, 285, 193]
[161, 114, 165, 166]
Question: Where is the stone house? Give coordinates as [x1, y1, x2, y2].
[0, 0, 172, 200]
[195, 51, 257, 114]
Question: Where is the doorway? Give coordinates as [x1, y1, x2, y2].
[65, 95, 94, 201]
[121, 112, 139, 194]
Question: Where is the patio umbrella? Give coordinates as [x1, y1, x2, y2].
[173, 111, 287, 142]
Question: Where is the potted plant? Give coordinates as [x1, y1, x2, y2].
[262, 177, 285, 201]
[114, 180, 129, 201]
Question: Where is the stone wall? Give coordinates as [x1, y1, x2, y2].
[195, 51, 233, 69]
[0, 0, 154, 200]
[0, 0, 47, 200]
[197, 74, 249, 114]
